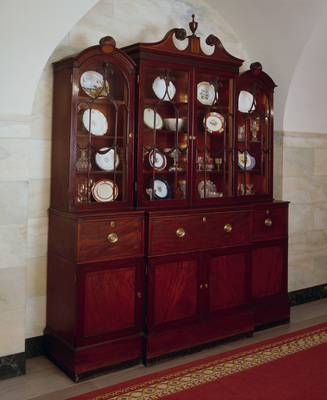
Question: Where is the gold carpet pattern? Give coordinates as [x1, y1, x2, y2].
[87, 325, 327, 400]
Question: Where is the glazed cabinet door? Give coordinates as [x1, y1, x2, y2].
[236, 63, 276, 200]
[51, 39, 136, 211]
[76, 257, 144, 346]
[193, 70, 235, 203]
[147, 253, 202, 333]
[138, 62, 191, 207]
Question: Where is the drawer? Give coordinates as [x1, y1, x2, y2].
[78, 216, 143, 262]
[148, 211, 251, 256]
[252, 206, 288, 241]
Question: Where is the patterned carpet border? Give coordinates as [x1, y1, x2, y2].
[72, 324, 327, 400]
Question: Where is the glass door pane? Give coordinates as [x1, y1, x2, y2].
[140, 65, 190, 205]
[193, 72, 234, 201]
[75, 61, 130, 205]
[237, 82, 272, 197]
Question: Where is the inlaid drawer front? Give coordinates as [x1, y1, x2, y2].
[149, 211, 251, 256]
[252, 207, 288, 241]
[78, 217, 143, 262]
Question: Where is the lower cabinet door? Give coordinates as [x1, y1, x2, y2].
[147, 253, 202, 333]
[206, 249, 248, 318]
[76, 257, 144, 346]
[252, 242, 285, 300]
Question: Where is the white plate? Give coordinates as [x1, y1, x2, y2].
[152, 76, 176, 101]
[80, 71, 109, 98]
[92, 179, 118, 202]
[203, 112, 224, 133]
[152, 177, 171, 199]
[83, 109, 108, 136]
[149, 149, 167, 171]
[238, 151, 256, 170]
[144, 107, 163, 129]
[95, 147, 119, 171]
[197, 82, 217, 105]
[238, 90, 255, 113]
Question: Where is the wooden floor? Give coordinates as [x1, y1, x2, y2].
[1, 298, 327, 400]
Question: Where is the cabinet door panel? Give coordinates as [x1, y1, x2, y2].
[78, 258, 143, 344]
[208, 253, 246, 313]
[252, 245, 283, 299]
[148, 256, 200, 331]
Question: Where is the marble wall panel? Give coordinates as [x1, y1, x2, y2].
[28, 179, 50, 219]
[27, 217, 48, 260]
[0, 309, 25, 356]
[314, 203, 327, 231]
[283, 147, 314, 176]
[25, 296, 46, 339]
[0, 224, 27, 270]
[0, 138, 29, 182]
[0, 181, 28, 225]
[28, 140, 51, 180]
[26, 256, 47, 299]
[289, 203, 314, 234]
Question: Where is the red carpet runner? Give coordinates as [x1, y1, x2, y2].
[68, 323, 327, 400]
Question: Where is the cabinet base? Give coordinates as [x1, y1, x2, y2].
[44, 328, 143, 383]
[253, 297, 290, 329]
[144, 311, 255, 363]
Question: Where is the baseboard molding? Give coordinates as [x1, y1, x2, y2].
[288, 283, 327, 306]
[1, 284, 326, 381]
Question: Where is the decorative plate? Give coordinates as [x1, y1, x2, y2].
[80, 71, 109, 98]
[238, 151, 256, 170]
[82, 109, 108, 136]
[197, 82, 217, 105]
[238, 90, 255, 113]
[143, 107, 163, 129]
[203, 112, 224, 133]
[151, 176, 171, 199]
[149, 149, 167, 171]
[152, 76, 176, 101]
[92, 179, 118, 202]
[95, 148, 119, 171]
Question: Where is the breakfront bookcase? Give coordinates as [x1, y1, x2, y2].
[46, 17, 290, 382]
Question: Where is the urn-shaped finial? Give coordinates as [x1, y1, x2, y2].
[189, 14, 198, 35]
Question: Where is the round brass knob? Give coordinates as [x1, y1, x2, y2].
[108, 233, 118, 243]
[265, 218, 272, 227]
[176, 228, 186, 238]
[224, 224, 232, 233]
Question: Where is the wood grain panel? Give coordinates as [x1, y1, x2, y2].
[153, 259, 198, 326]
[84, 266, 136, 337]
[149, 211, 251, 256]
[252, 245, 284, 299]
[78, 217, 143, 262]
[208, 253, 246, 312]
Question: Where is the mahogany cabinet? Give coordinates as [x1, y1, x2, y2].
[46, 16, 289, 382]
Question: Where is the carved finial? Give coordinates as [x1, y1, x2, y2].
[189, 14, 198, 35]
[250, 62, 262, 76]
[99, 36, 116, 54]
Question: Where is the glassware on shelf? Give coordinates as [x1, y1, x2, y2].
[76, 149, 89, 172]
[238, 124, 245, 142]
[197, 156, 204, 171]
[246, 183, 254, 195]
[250, 117, 259, 142]
[76, 178, 95, 203]
[206, 157, 214, 170]
[215, 158, 222, 171]
[179, 180, 186, 198]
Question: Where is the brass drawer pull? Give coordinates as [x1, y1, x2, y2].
[108, 233, 118, 243]
[265, 218, 272, 227]
[176, 228, 186, 238]
[224, 223, 232, 233]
